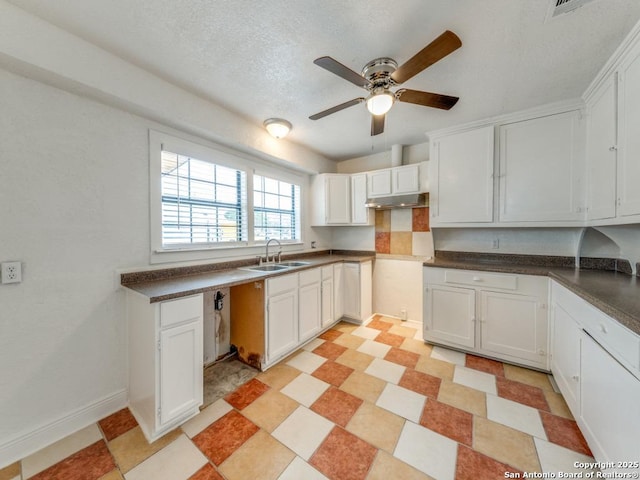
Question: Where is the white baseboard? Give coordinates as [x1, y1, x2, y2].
[0, 389, 127, 469]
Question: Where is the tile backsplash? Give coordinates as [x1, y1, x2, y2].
[375, 208, 433, 256]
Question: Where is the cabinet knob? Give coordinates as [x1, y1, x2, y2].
[609, 146, 618, 151]
[572, 374, 580, 382]
[472, 276, 482, 282]
[599, 324, 608, 334]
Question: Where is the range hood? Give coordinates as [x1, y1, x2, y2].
[365, 193, 429, 209]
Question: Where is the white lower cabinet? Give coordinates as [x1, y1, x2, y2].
[321, 266, 334, 328]
[266, 273, 299, 363]
[298, 269, 322, 343]
[424, 267, 549, 369]
[127, 292, 203, 442]
[333, 263, 344, 321]
[551, 281, 640, 473]
[342, 261, 372, 323]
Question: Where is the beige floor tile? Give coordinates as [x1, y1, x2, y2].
[473, 417, 541, 473]
[388, 324, 418, 338]
[333, 333, 365, 350]
[256, 364, 301, 390]
[242, 389, 299, 432]
[437, 381, 487, 417]
[219, 429, 295, 480]
[414, 356, 455, 381]
[0, 462, 20, 480]
[98, 470, 124, 480]
[366, 451, 434, 480]
[346, 402, 405, 453]
[107, 426, 182, 473]
[504, 364, 553, 391]
[340, 370, 387, 404]
[335, 349, 375, 371]
[334, 322, 358, 334]
[400, 338, 433, 357]
[543, 390, 574, 419]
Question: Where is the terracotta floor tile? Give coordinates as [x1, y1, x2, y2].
[543, 390, 574, 419]
[496, 377, 550, 411]
[310, 427, 377, 480]
[473, 417, 541, 473]
[384, 347, 420, 369]
[219, 429, 295, 480]
[193, 411, 259, 465]
[224, 378, 270, 410]
[255, 364, 300, 390]
[456, 445, 524, 480]
[29, 441, 115, 480]
[367, 318, 394, 331]
[400, 337, 433, 357]
[311, 386, 363, 427]
[388, 324, 418, 338]
[108, 426, 182, 473]
[437, 380, 487, 417]
[340, 370, 387, 404]
[345, 402, 404, 453]
[399, 369, 441, 398]
[335, 349, 375, 371]
[504, 364, 553, 391]
[319, 329, 343, 341]
[374, 331, 405, 348]
[420, 398, 473, 445]
[188, 463, 225, 480]
[333, 333, 365, 350]
[414, 355, 455, 381]
[241, 389, 299, 432]
[312, 360, 354, 386]
[540, 411, 592, 456]
[313, 341, 348, 361]
[465, 355, 505, 377]
[366, 450, 432, 480]
[98, 408, 138, 442]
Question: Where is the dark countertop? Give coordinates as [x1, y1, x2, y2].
[424, 253, 640, 336]
[122, 252, 374, 303]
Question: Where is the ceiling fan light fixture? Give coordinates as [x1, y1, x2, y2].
[366, 90, 395, 115]
[264, 118, 292, 139]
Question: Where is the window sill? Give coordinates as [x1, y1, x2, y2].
[150, 242, 305, 265]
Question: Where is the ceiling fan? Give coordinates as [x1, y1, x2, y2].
[309, 30, 462, 136]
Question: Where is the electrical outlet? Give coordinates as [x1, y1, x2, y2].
[400, 308, 408, 321]
[1, 262, 22, 284]
[492, 239, 500, 250]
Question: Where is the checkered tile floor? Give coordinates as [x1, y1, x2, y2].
[1, 316, 595, 480]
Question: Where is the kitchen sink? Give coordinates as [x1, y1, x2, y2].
[278, 261, 310, 267]
[242, 264, 290, 272]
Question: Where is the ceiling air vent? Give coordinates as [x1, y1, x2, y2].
[546, 0, 599, 20]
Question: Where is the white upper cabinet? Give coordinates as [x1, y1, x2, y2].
[392, 164, 420, 194]
[498, 110, 585, 222]
[350, 173, 370, 224]
[429, 126, 494, 224]
[617, 40, 640, 218]
[311, 173, 372, 226]
[586, 74, 618, 221]
[367, 169, 392, 197]
[366, 163, 427, 198]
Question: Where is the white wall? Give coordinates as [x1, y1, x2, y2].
[336, 143, 429, 174]
[372, 258, 424, 322]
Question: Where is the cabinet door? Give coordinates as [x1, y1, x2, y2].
[550, 302, 581, 414]
[499, 111, 584, 222]
[581, 332, 640, 470]
[351, 174, 369, 224]
[321, 277, 334, 328]
[430, 126, 494, 223]
[299, 282, 321, 342]
[267, 290, 298, 361]
[342, 263, 361, 319]
[159, 320, 203, 426]
[333, 263, 344, 320]
[480, 291, 547, 367]
[392, 164, 420, 194]
[617, 42, 640, 217]
[424, 284, 476, 348]
[325, 175, 351, 223]
[367, 169, 392, 197]
[586, 75, 618, 220]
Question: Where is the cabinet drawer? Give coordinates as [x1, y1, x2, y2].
[160, 294, 203, 328]
[267, 273, 298, 296]
[299, 268, 321, 286]
[444, 270, 517, 290]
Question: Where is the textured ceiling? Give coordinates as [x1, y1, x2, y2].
[8, 0, 640, 160]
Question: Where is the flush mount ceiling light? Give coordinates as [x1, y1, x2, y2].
[366, 89, 395, 116]
[264, 118, 292, 139]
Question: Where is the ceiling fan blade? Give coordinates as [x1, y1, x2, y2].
[309, 98, 365, 120]
[397, 89, 459, 110]
[391, 30, 462, 84]
[371, 114, 385, 136]
[314, 56, 372, 88]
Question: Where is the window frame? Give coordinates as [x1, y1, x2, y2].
[149, 130, 305, 263]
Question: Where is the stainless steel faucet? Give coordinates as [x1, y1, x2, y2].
[265, 238, 282, 263]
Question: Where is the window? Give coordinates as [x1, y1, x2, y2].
[253, 174, 300, 241]
[150, 130, 304, 259]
